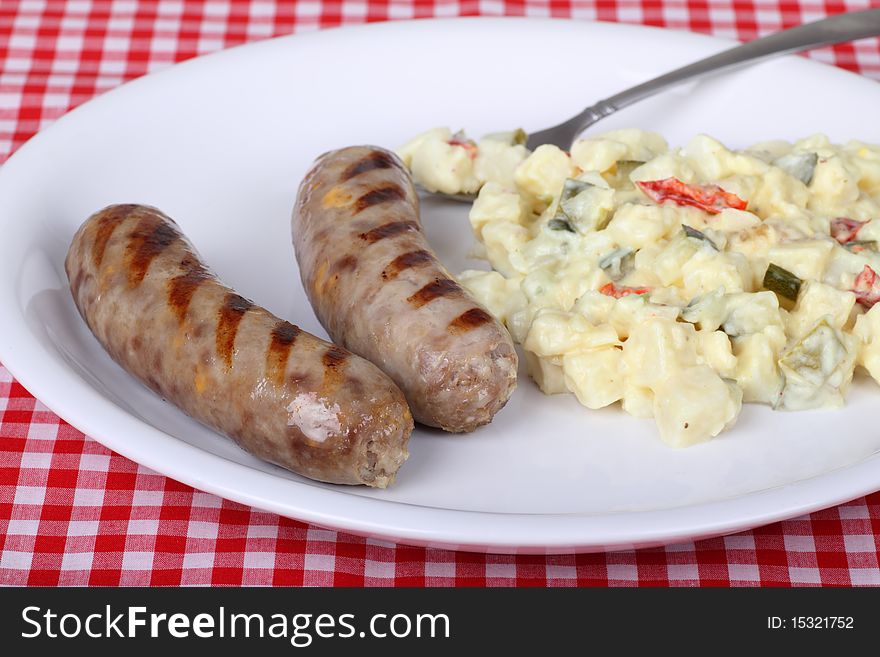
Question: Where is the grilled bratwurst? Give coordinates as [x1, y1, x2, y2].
[292, 146, 517, 432]
[66, 204, 411, 487]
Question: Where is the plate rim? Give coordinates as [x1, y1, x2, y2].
[1, 16, 879, 554]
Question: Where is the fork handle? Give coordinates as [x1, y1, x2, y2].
[535, 9, 880, 148]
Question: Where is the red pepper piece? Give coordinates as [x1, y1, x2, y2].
[599, 282, 651, 299]
[830, 217, 867, 245]
[852, 265, 880, 308]
[448, 137, 477, 159]
[636, 178, 747, 215]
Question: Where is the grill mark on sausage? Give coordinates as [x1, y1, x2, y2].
[323, 345, 349, 369]
[287, 371, 312, 385]
[91, 205, 132, 268]
[448, 307, 493, 334]
[125, 214, 181, 287]
[340, 151, 399, 181]
[354, 185, 405, 213]
[407, 278, 462, 308]
[334, 254, 358, 274]
[216, 293, 253, 369]
[381, 249, 433, 281]
[266, 320, 301, 385]
[321, 345, 350, 391]
[359, 220, 418, 244]
[167, 253, 212, 323]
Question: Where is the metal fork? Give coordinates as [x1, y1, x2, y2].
[527, 8, 880, 151]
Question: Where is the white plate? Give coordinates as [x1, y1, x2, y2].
[2, 18, 880, 554]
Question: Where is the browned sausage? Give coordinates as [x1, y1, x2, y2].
[292, 146, 518, 432]
[65, 204, 411, 487]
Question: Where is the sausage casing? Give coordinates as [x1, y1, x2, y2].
[292, 146, 518, 432]
[66, 204, 412, 487]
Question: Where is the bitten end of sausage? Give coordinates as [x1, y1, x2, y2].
[356, 408, 412, 488]
[352, 384, 413, 487]
[270, 406, 411, 488]
[414, 338, 518, 433]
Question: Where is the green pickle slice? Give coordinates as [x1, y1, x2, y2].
[763, 263, 802, 308]
[776, 320, 851, 410]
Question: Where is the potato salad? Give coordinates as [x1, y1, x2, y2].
[397, 128, 880, 447]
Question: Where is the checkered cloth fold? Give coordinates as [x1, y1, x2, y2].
[2, 0, 880, 586]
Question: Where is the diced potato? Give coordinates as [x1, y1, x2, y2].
[397, 127, 451, 167]
[599, 129, 669, 162]
[506, 307, 533, 345]
[571, 131, 668, 178]
[727, 223, 778, 265]
[764, 212, 817, 240]
[607, 294, 645, 340]
[516, 230, 574, 273]
[721, 291, 784, 337]
[570, 138, 628, 174]
[652, 365, 742, 447]
[520, 269, 568, 311]
[622, 383, 654, 419]
[822, 243, 878, 290]
[808, 154, 861, 213]
[650, 236, 700, 286]
[546, 261, 605, 311]
[474, 140, 528, 189]
[682, 248, 752, 297]
[469, 183, 526, 239]
[607, 295, 681, 341]
[579, 230, 619, 261]
[683, 134, 770, 180]
[767, 240, 833, 282]
[481, 221, 530, 276]
[853, 218, 880, 242]
[621, 317, 699, 389]
[844, 140, 880, 197]
[792, 133, 834, 155]
[523, 309, 619, 357]
[573, 291, 616, 325]
[680, 287, 728, 332]
[748, 139, 793, 162]
[630, 153, 697, 184]
[744, 168, 810, 218]
[638, 301, 682, 322]
[514, 145, 574, 204]
[648, 286, 689, 307]
[605, 202, 682, 250]
[852, 304, 880, 383]
[786, 281, 856, 338]
[696, 330, 737, 379]
[405, 128, 480, 195]
[524, 351, 568, 395]
[711, 208, 762, 234]
[733, 332, 784, 404]
[563, 348, 625, 409]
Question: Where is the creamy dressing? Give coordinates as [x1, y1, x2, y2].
[399, 128, 880, 447]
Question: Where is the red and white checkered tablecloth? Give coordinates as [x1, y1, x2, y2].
[2, 0, 880, 587]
